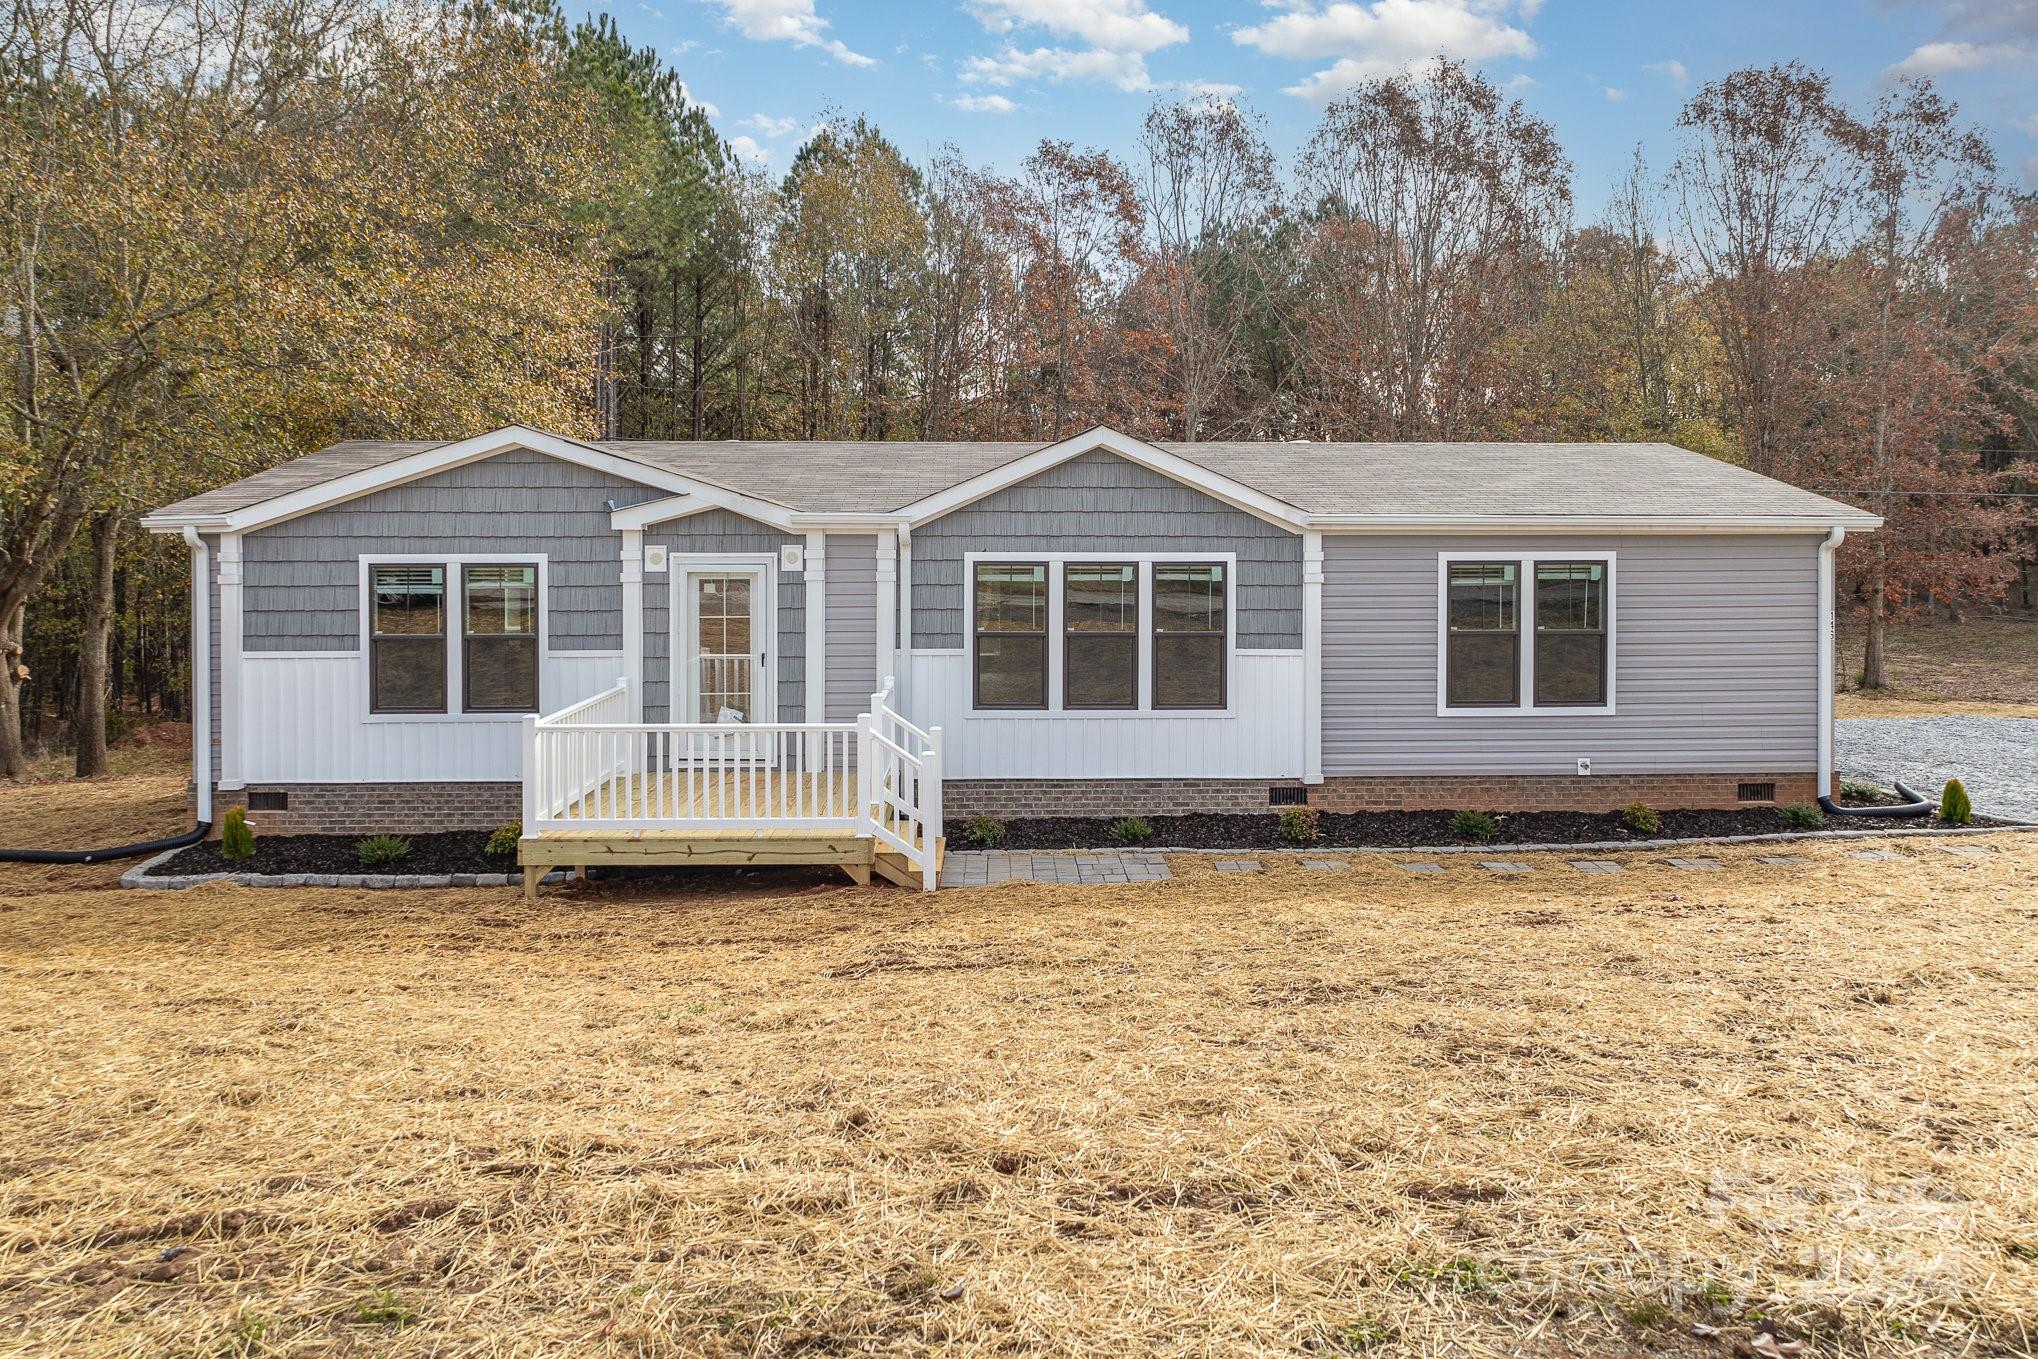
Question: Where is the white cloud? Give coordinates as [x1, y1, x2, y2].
[727, 134, 771, 164]
[707, 0, 875, 68]
[678, 81, 720, 117]
[951, 92, 1019, 112]
[1884, 38, 2028, 77]
[2018, 112, 2038, 136]
[670, 38, 699, 55]
[1603, 85, 1627, 101]
[1501, 71, 1534, 91]
[743, 113, 799, 136]
[959, 0, 1186, 92]
[1231, 0, 1539, 102]
[1647, 58, 1687, 87]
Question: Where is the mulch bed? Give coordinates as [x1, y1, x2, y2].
[950, 800, 2007, 852]
[147, 831, 511, 878]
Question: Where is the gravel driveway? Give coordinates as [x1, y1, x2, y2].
[1836, 716, 2038, 822]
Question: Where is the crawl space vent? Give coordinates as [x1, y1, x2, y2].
[1736, 782, 1776, 804]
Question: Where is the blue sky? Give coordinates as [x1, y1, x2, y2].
[583, 1, 2038, 206]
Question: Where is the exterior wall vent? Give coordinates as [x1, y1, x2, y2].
[1268, 786, 1308, 806]
[1736, 782, 1776, 804]
[247, 789, 289, 811]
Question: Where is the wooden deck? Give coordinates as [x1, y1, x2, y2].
[519, 827, 942, 894]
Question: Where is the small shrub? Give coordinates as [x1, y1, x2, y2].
[1839, 778, 1886, 803]
[1277, 806, 1320, 844]
[1108, 816, 1152, 846]
[219, 805, 255, 861]
[356, 834, 411, 868]
[484, 823, 521, 858]
[962, 814, 1008, 849]
[1939, 777, 1972, 826]
[1778, 802, 1825, 830]
[1449, 810, 1497, 842]
[1620, 802, 1662, 835]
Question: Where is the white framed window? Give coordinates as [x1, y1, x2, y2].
[964, 552, 1237, 717]
[1436, 551, 1615, 716]
[360, 554, 549, 721]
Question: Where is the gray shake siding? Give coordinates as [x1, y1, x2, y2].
[1321, 534, 1821, 776]
[824, 534, 878, 720]
[911, 451, 1303, 649]
[241, 449, 662, 652]
[643, 509, 804, 724]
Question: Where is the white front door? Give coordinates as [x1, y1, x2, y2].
[680, 567, 771, 724]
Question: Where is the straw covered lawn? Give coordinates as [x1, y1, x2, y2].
[1, 772, 2036, 1356]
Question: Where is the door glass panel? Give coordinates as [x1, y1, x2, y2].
[694, 573, 757, 723]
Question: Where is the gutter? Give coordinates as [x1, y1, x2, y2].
[1817, 526, 1845, 799]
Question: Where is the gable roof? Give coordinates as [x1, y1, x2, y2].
[144, 424, 1882, 533]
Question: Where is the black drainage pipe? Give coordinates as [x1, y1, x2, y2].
[0, 822, 211, 865]
[1818, 780, 1934, 819]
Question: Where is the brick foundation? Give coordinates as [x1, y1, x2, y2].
[201, 782, 520, 837]
[946, 772, 1815, 818]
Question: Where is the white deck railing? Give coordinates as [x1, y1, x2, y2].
[521, 675, 942, 890]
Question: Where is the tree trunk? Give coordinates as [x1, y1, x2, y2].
[1861, 538, 1889, 691]
[0, 602, 26, 778]
[74, 512, 120, 777]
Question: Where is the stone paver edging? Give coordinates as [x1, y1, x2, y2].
[121, 847, 561, 892]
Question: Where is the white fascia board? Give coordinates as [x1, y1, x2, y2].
[610, 488, 801, 532]
[900, 425, 1311, 533]
[1311, 513, 1884, 534]
[148, 426, 787, 535]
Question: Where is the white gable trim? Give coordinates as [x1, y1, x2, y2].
[609, 488, 800, 532]
[898, 426, 1310, 533]
[141, 426, 790, 536]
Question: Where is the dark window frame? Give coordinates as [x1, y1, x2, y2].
[1443, 559, 1521, 710]
[1530, 559, 1610, 708]
[368, 563, 448, 715]
[1150, 561, 1228, 712]
[971, 561, 1050, 711]
[460, 562, 542, 714]
[1061, 562, 1139, 711]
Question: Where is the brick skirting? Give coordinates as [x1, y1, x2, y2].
[200, 782, 520, 837]
[945, 772, 1815, 818]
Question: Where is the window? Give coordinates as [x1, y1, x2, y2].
[1533, 561, 1607, 706]
[370, 565, 447, 713]
[462, 564, 540, 712]
[973, 562, 1048, 708]
[1152, 563, 1226, 709]
[1445, 561, 1519, 707]
[1063, 564, 1137, 709]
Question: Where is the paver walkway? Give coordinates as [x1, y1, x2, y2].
[1838, 715, 2038, 821]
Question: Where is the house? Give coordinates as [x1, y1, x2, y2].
[143, 424, 1880, 891]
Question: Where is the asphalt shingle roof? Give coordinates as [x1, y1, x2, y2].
[149, 433, 1874, 525]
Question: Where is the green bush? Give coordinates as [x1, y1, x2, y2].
[1277, 806, 1321, 844]
[1620, 802, 1662, 835]
[219, 805, 255, 861]
[1839, 778, 1886, 803]
[962, 814, 1008, 849]
[1449, 810, 1497, 842]
[1778, 802, 1825, 830]
[1108, 816, 1152, 846]
[1939, 777, 1972, 826]
[356, 834, 411, 868]
[484, 823, 521, 858]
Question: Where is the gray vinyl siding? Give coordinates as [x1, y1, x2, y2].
[643, 510, 804, 724]
[824, 535, 878, 720]
[1321, 534, 1821, 775]
[911, 451, 1303, 649]
[241, 449, 663, 653]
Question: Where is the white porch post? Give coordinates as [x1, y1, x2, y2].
[896, 524, 913, 712]
[620, 529, 644, 722]
[182, 529, 212, 824]
[1302, 531, 1324, 785]
[804, 531, 827, 723]
[216, 532, 244, 791]
[1817, 526, 1845, 799]
[876, 528, 898, 687]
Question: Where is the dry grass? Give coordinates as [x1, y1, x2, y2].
[1, 772, 2036, 1357]
[1838, 616, 2038, 717]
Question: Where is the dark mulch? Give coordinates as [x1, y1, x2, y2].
[148, 831, 512, 878]
[950, 800, 2003, 852]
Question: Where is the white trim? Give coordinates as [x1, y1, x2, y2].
[903, 426, 1309, 532]
[1318, 515, 1880, 534]
[609, 488, 801, 533]
[803, 532, 826, 724]
[963, 550, 1238, 719]
[1302, 531, 1324, 784]
[896, 525, 913, 713]
[620, 530, 645, 722]
[876, 529, 898, 699]
[216, 533, 244, 790]
[669, 554, 779, 727]
[183, 529, 212, 820]
[1435, 550, 1617, 718]
[1817, 527, 1846, 799]
[359, 553, 550, 723]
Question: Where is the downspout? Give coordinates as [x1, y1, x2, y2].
[1816, 526, 1845, 800]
